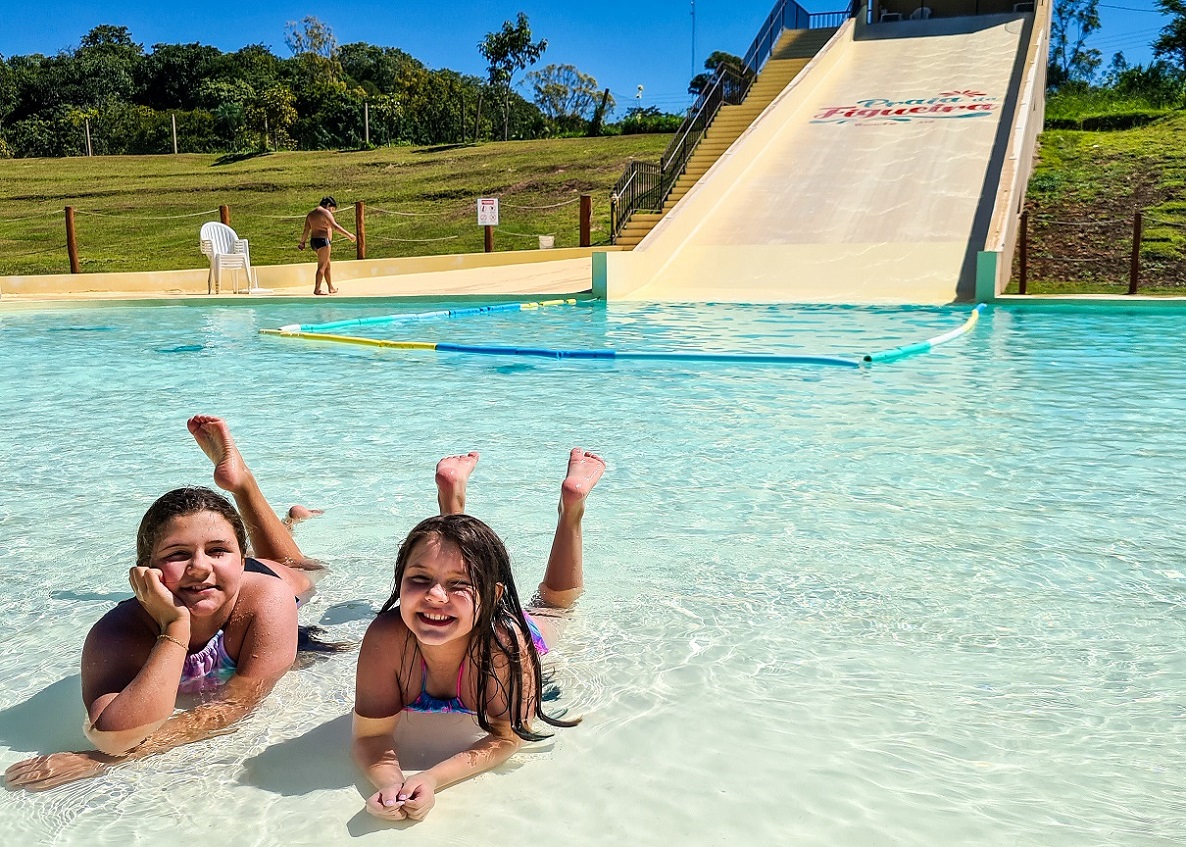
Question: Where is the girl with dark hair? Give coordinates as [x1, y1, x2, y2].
[6, 415, 326, 791]
[352, 448, 606, 822]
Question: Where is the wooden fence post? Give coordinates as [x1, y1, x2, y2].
[484, 225, 494, 253]
[1019, 210, 1028, 295]
[1128, 211, 1142, 295]
[220, 205, 230, 225]
[65, 206, 80, 274]
[356, 200, 366, 260]
[579, 194, 592, 247]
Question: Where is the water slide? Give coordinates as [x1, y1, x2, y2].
[598, 7, 1048, 304]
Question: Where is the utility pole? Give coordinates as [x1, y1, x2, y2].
[691, 0, 697, 80]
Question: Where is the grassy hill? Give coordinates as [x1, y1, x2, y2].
[1009, 111, 1186, 295]
[4, 115, 1183, 295]
[0, 136, 671, 276]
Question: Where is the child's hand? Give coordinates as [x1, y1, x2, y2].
[397, 773, 438, 821]
[366, 782, 408, 820]
[128, 567, 189, 629]
[5, 751, 110, 791]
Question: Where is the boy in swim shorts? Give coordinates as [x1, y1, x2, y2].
[298, 196, 356, 295]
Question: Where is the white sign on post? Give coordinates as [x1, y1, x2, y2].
[477, 198, 499, 226]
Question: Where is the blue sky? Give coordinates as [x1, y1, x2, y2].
[0, 2, 1175, 114]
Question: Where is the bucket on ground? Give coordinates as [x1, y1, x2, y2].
[538, 235, 555, 249]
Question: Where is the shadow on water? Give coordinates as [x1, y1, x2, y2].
[238, 711, 488, 794]
[50, 590, 128, 604]
[347, 807, 417, 834]
[238, 712, 357, 794]
[317, 600, 377, 627]
[0, 675, 88, 755]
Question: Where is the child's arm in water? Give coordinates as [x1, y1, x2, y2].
[4, 576, 297, 791]
[396, 718, 525, 821]
[89, 571, 297, 753]
[352, 613, 412, 819]
[353, 615, 536, 822]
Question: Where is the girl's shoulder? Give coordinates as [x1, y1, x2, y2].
[362, 608, 415, 646]
[221, 570, 299, 658]
[86, 599, 156, 654]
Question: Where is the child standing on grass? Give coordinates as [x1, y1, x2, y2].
[351, 448, 605, 822]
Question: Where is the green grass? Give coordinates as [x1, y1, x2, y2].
[0, 136, 671, 276]
[1011, 111, 1186, 295]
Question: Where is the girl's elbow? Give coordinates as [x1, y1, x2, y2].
[85, 721, 163, 755]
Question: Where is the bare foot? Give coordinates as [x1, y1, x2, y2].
[327, 286, 338, 294]
[282, 505, 324, 532]
[436, 452, 480, 515]
[314, 289, 327, 296]
[187, 415, 251, 493]
[560, 449, 606, 514]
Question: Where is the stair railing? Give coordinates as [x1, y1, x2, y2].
[610, 0, 853, 244]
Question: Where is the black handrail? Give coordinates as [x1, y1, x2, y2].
[610, 0, 853, 243]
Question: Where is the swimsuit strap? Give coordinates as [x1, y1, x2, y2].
[417, 657, 467, 700]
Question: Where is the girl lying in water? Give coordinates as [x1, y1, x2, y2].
[5, 415, 327, 791]
[352, 447, 605, 822]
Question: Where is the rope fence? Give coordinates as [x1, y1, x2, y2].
[3, 193, 596, 276]
[1014, 209, 1177, 295]
[73, 208, 221, 220]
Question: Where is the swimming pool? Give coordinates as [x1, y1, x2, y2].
[1, 300, 1183, 846]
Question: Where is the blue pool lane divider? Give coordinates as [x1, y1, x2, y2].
[261, 305, 986, 368]
[277, 298, 578, 334]
[862, 304, 985, 364]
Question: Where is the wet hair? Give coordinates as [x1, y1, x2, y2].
[136, 485, 351, 655]
[136, 486, 246, 566]
[378, 514, 577, 741]
[319, 196, 337, 209]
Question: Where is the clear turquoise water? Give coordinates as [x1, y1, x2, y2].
[1, 301, 1184, 846]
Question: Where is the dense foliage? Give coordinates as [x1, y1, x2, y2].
[0, 21, 671, 158]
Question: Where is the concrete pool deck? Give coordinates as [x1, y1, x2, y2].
[0, 248, 608, 306]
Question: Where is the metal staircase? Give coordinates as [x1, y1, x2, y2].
[615, 27, 838, 248]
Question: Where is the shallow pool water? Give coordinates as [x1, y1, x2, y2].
[1, 300, 1183, 846]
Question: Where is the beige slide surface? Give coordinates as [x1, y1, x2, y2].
[619, 15, 1029, 303]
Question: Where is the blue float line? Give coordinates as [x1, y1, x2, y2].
[433, 343, 859, 366]
[616, 351, 860, 367]
[277, 300, 573, 334]
[263, 304, 986, 369]
[863, 305, 985, 364]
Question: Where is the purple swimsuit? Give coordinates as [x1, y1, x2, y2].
[178, 630, 237, 694]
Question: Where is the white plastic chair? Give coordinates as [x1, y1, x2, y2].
[909, 6, 932, 19]
[199, 221, 270, 295]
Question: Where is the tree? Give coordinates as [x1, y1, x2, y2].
[525, 63, 612, 133]
[284, 16, 338, 59]
[1152, 0, 1186, 72]
[73, 25, 145, 106]
[136, 43, 222, 110]
[285, 15, 342, 88]
[245, 85, 297, 151]
[479, 12, 547, 140]
[688, 51, 745, 96]
[1049, 0, 1102, 87]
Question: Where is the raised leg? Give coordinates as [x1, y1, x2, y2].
[537, 449, 605, 609]
[435, 452, 480, 515]
[187, 415, 313, 597]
